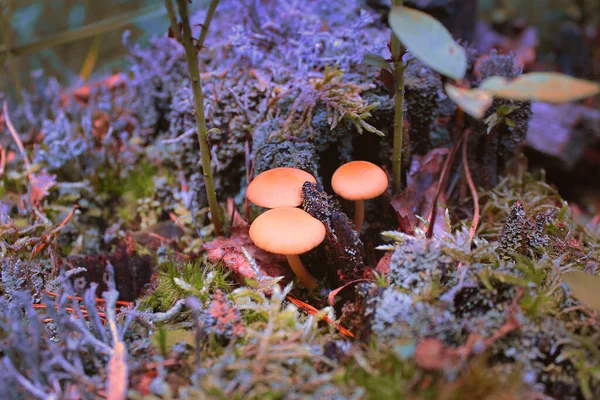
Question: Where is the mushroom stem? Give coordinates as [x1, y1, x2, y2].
[354, 200, 365, 233]
[285, 254, 318, 289]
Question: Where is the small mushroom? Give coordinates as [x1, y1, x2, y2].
[247, 167, 317, 208]
[331, 161, 388, 232]
[249, 207, 325, 289]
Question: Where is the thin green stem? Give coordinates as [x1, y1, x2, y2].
[169, 0, 222, 235]
[164, 0, 181, 42]
[390, 0, 405, 194]
[197, 0, 219, 51]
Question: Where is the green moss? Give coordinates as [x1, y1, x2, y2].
[92, 159, 156, 199]
[340, 340, 422, 400]
[138, 259, 232, 312]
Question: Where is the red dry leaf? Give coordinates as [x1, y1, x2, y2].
[327, 279, 372, 307]
[391, 148, 448, 235]
[391, 184, 417, 235]
[378, 68, 396, 99]
[30, 171, 57, 208]
[375, 252, 392, 275]
[204, 226, 291, 284]
[226, 197, 248, 227]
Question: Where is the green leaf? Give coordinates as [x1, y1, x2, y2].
[444, 84, 493, 119]
[389, 6, 467, 80]
[151, 328, 195, 354]
[563, 271, 600, 311]
[364, 53, 392, 71]
[496, 105, 519, 115]
[479, 72, 600, 103]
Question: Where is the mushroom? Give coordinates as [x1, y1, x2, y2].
[247, 167, 317, 208]
[331, 161, 388, 232]
[249, 207, 325, 289]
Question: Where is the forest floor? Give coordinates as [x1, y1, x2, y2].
[1, 1, 600, 399]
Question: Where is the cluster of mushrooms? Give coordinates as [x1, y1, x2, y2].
[246, 161, 388, 289]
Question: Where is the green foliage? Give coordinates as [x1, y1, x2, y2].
[139, 259, 232, 311]
[341, 340, 420, 400]
[152, 325, 195, 356]
[480, 254, 556, 318]
[483, 104, 520, 134]
[388, 6, 467, 80]
[92, 159, 156, 199]
[363, 53, 392, 71]
[281, 67, 385, 137]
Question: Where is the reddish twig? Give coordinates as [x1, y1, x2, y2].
[30, 205, 79, 259]
[426, 133, 465, 238]
[3, 101, 32, 179]
[287, 295, 354, 338]
[0, 144, 5, 179]
[42, 290, 132, 307]
[461, 128, 479, 245]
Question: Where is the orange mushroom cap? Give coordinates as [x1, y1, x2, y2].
[249, 207, 326, 255]
[331, 161, 388, 200]
[247, 168, 317, 208]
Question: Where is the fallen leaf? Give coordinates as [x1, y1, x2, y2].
[375, 252, 392, 275]
[30, 171, 57, 208]
[204, 226, 290, 284]
[391, 149, 448, 234]
[226, 197, 248, 228]
[328, 279, 372, 307]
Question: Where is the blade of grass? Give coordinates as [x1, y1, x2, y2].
[79, 35, 102, 81]
[0, 3, 164, 62]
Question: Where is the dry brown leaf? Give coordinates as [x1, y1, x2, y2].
[204, 226, 291, 284]
[392, 148, 448, 235]
[30, 171, 57, 208]
[375, 252, 392, 275]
